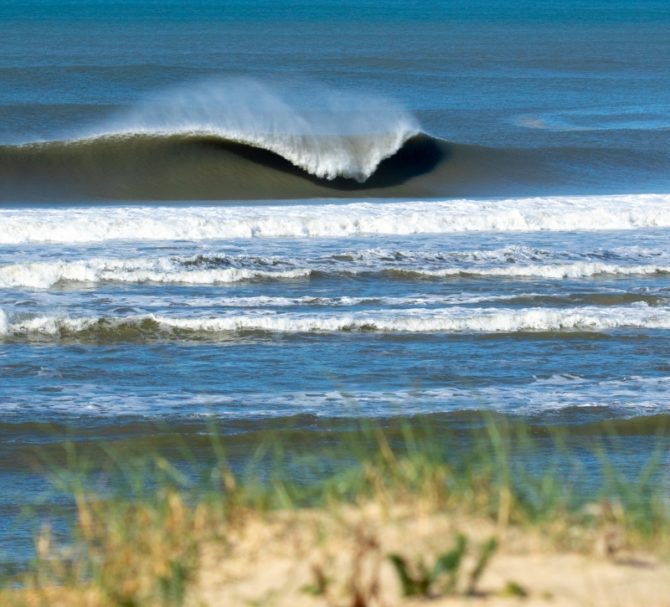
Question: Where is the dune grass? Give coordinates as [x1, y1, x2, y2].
[3, 416, 670, 606]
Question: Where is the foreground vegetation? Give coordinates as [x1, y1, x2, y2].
[3, 419, 670, 606]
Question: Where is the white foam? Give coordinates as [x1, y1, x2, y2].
[0, 309, 7, 336]
[1, 254, 669, 289]
[2, 194, 669, 244]
[409, 261, 670, 279]
[332, 245, 553, 264]
[145, 293, 522, 308]
[5, 304, 670, 337]
[0, 258, 309, 289]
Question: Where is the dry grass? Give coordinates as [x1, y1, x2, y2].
[2, 425, 670, 606]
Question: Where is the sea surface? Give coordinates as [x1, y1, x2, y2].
[2, 0, 670, 565]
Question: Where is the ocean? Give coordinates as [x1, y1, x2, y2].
[1, 0, 670, 565]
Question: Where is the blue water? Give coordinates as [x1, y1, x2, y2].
[1, 0, 670, 566]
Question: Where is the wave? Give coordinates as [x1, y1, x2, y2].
[2, 255, 670, 289]
[1, 128, 666, 202]
[55, 292, 669, 310]
[2, 304, 669, 340]
[91, 293, 545, 309]
[1, 194, 670, 244]
[0, 78, 449, 200]
[0, 258, 310, 289]
[515, 106, 670, 133]
[0, 130, 447, 200]
[78, 78, 420, 182]
[392, 262, 670, 280]
[2, 79, 670, 201]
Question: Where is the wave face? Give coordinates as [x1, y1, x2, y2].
[3, 80, 669, 202]
[0, 194, 668, 245]
[0, 78, 422, 200]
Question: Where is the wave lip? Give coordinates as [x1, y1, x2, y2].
[3, 304, 670, 340]
[72, 77, 420, 182]
[2, 194, 669, 245]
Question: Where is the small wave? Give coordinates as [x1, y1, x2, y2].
[2, 255, 670, 289]
[329, 245, 554, 264]
[0, 258, 309, 289]
[2, 304, 670, 340]
[107, 293, 529, 309]
[393, 262, 670, 280]
[1, 194, 670, 245]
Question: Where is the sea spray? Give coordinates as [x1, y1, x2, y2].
[80, 77, 420, 181]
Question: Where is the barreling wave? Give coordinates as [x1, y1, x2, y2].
[1, 194, 670, 244]
[0, 78, 456, 200]
[2, 304, 670, 341]
[3, 79, 670, 201]
[80, 78, 420, 182]
[0, 130, 448, 200]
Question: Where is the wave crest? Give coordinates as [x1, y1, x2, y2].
[77, 78, 419, 182]
[2, 305, 669, 340]
[2, 255, 670, 289]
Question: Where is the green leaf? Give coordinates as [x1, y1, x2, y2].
[432, 533, 467, 593]
[467, 537, 498, 595]
[389, 554, 419, 596]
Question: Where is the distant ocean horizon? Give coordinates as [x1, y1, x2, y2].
[1, 0, 670, 566]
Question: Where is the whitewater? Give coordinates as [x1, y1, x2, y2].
[2, 195, 670, 353]
[3, 303, 670, 338]
[1, 194, 670, 244]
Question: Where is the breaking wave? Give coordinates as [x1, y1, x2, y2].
[2, 254, 670, 289]
[1, 194, 670, 244]
[2, 304, 670, 340]
[0, 77, 425, 201]
[81, 78, 419, 182]
[2, 79, 670, 201]
[0, 258, 310, 289]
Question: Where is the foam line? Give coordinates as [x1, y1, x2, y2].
[1, 194, 669, 244]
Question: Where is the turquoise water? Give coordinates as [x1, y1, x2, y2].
[1, 0, 670, 565]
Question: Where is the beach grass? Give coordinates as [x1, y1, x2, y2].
[3, 416, 670, 606]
